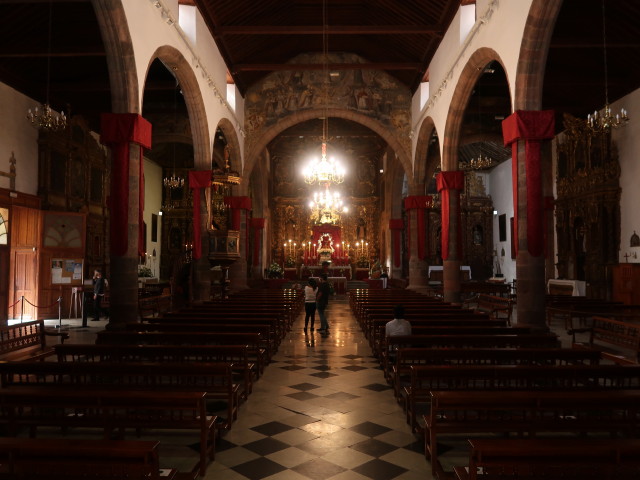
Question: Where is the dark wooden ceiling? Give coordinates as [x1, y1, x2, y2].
[0, 0, 638, 167]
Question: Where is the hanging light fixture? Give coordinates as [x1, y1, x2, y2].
[465, 74, 495, 171]
[27, 0, 66, 131]
[163, 80, 185, 190]
[302, 0, 345, 186]
[308, 185, 348, 225]
[587, 0, 629, 132]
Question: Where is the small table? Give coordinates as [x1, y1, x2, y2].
[547, 279, 586, 296]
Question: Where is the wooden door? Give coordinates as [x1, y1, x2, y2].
[12, 250, 37, 320]
[0, 246, 8, 322]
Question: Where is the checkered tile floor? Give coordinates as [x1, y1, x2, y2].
[206, 296, 437, 479]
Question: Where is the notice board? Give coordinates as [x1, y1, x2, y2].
[51, 258, 83, 285]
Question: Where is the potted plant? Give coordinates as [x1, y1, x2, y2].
[267, 262, 284, 279]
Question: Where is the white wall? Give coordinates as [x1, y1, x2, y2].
[0, 83, 40, 195]
[143, 158, 163, 278]
[488, 158, 515, 282]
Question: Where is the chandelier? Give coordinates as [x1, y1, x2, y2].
[586, 0, 629, 132]
[468, 152, 495, 170]
[163, 80, 185, 191]
[27, 0, 66, 131]
[301, 0, 345, 187]
[309, 185, 348, 225]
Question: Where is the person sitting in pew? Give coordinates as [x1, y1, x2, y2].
[385, 305, 412, 337]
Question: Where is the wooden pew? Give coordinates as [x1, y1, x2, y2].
[424, 389, 640, 476]
[95, 330, 268, 375]
[405, 364, 640, 434]
[463, 294, 513, 325]
[0, 319, 68, 361]
[572, 315, 640, 364]
[0, 360, 239, 430]
[54, 343, 256, 399]
[0, 437, 197, 480]
[454, 438, 640, 480]
[0, 387, 216, 477]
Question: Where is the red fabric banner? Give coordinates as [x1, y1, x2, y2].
[249, 218, 265, 266]
[502, 110, 555, 257]
[100, 114, 152, 257]
[404, 196, 431, 260]
[389, 219, 403, 267]
[224, 196, 252, 231]
[188, 170, 212, 260]
[437, 171, 464, 260]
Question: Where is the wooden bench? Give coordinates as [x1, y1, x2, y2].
[0, 319, 68, 361]
[463, 294, 513, 325]
[0, 437, 196, 480]
[0, 387, 216, 477]
[454, 438, 640, 480]
[405, 364, 640, 433]
[0, 360, 239, 430]
[389, 347, 602, 403]
[54, 342, 256, 399]
[424, 389, 640, 476]
[571, 315, 640, 363]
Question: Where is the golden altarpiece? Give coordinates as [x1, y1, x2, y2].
[555, 114, 621, 298]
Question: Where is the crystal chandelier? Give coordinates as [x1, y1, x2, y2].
[163, 80, 185, 191]
[586, 0, 629, 132]
[27, 0, 66, 131]
[301, 0, 345, 187]
[468, 152, 495, 170]
[308, 185, 348, 225]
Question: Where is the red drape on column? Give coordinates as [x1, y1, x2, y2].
[249, 218, 265, 266]
[436, 171, 464, 260]
[188, 170, 212, 260]
[404, 196, 431, 260]
[502, 110, 555, 257]
[389, 219, 404, 267]
[100, 113, 152, 257]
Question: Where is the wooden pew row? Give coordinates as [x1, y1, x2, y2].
[348, 289, 428, 310]
[0, 387, 215, 477]
[155, 313, 285, 348]
[178, 306, 295, 332]
[0, 438, 195, 480]
[571, 315, 640, 364]
[454, 438, 640, 480]
[55, 343, 256, 399]
[354, 300, 448, 326]
[424, 389, 640, 477]
[125, 322, 276, 363]
[462, 294, 513, 325]
[0, 319, 68, 362]
[0, 360, 239, 431]
[95, 330, 268, 376]
[379, 333, 560, 375]
[388, 347, 603, 401]
[405, 363, 640, 434]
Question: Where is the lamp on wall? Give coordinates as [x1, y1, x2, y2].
[26, 0, 66, 131]
[586, 0, 629, 132]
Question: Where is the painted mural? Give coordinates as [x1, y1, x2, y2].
[244, 53, 412, 153]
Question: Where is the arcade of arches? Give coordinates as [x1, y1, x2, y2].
[1, 0, 640, 331]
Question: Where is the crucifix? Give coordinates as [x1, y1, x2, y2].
[624, 253, 630, 263]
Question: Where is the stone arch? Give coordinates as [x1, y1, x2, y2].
[146, 46, 211, 170]
[244, 107, 412, 184]
[92, 0, 139, 114]
[442, 48, 509, 170]
[413, 117, 439, 188]
[514, 0, 563, 111]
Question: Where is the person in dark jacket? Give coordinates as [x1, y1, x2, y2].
[316, 273, 331, 333]
[92, 269, 106, 321]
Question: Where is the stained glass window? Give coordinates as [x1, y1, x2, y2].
[0, 208, 8, 245]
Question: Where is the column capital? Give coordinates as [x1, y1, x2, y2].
[502, 110, 555, 146]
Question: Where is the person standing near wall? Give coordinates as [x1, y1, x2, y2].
[92, 269, 106, 322]
[316, 273, 330, 334]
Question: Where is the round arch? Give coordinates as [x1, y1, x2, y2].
[92, 0, 139, 114]
[442, 48, 508, 170]
[513, 0, 563, 111]
[244, 108, 413, 184]
[145, 46, 211, 170]
[413, 116, 439, 188]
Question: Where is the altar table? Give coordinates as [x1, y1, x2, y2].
[547, 279, 586, 296]
[306, 265, 352, 280]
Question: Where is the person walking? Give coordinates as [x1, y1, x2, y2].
[92, 269, 106, 322]
[304, 277, 318, 334]
[316, 273, 331, 334]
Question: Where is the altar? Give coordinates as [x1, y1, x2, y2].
[305, 265, 351, 280]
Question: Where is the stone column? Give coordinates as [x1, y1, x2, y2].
[188, 170, 213, 302]
[404, 196, 432, 290]
[249, 218, 266, 280]
[388, 219, 404, 281]
[225, 196, 252, 292]
[502, 110, 555, 330]
[436, 171, 465, 304]
[100, 113, 152, 327]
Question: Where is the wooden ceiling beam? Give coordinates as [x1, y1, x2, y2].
[216, 25, 442, 35]
[232, 62, 421, 72]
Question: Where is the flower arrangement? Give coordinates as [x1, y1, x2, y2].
[285, 256, 296, 268]
[137, 265, 153, 278]
[267, 262, 284, 278]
